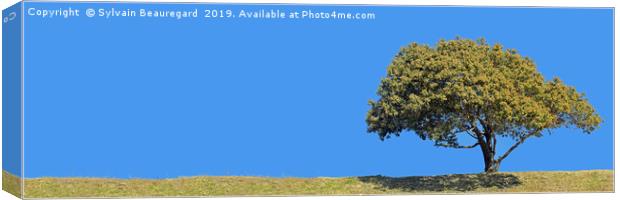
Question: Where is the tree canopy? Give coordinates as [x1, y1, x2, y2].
[366, 38, 601, 172]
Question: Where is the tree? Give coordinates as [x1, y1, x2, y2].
[366, 38, 601, 173]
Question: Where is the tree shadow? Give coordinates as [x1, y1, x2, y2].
[357, 173, 521, 192]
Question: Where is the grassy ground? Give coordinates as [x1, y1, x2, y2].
[2, 171, 21, 198]
[2, 170, 613, 198]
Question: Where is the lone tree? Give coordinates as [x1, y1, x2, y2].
[366, 38, 601, 173]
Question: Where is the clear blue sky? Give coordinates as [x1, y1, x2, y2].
[20, 2, 612, 178]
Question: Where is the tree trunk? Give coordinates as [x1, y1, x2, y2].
[480, 141, 500, 173]
[472, 121, 503, 173]
[484, 158, 500, 173]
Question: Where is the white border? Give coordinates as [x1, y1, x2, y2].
[13, 0, 620, 7]
[0, 0, 617, 200]
[5, 1, 603, 8]
[19, 1, 24, 199]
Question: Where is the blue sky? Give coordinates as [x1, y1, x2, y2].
[20, 2, 613, 178]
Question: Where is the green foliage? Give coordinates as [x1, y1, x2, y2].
[366, 37, 601, 171]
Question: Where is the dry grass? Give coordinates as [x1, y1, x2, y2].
[2, 170, 613, 198]
[2, 170, 22, 198]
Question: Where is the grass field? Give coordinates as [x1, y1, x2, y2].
[2, 171, 21, 198]
[2, 170, 614, 198]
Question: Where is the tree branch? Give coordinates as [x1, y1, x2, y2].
[492, 136, 497, 154]
[437, 142, 480, 149]
[496, 131, 539, 162]
[478, 117, 489, 133]
[465, 130, 477, 139]
[470, 125, 486, 144]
